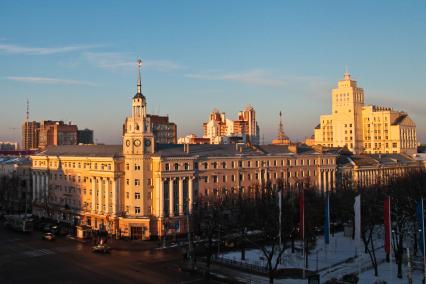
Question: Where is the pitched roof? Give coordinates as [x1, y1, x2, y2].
[391, 114, 408, 125]
[34, 145, 123, 158]
[155, 144, 262, 158]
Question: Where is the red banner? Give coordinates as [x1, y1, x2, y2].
[299, 189, 304, 240]
[384, 196, 391, 255]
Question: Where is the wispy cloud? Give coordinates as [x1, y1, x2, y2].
[4, 76, 97, 86]
[0, 43, 101, 55]
[83, 52, 184, 72]
[185, 69, 286, 87]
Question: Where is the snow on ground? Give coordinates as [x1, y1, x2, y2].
[221, 232, 364, 271]
[358, 262, 423, 284]
[220, 231, 425, 283]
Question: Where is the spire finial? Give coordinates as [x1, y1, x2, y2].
[344, 66, 350, 80]
[137, 58, 142, 94]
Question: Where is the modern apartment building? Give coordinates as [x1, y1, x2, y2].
[147, 114, 177, 144]
[38, 120, 78, 149]
[22, 121, 40, 150]
[202, 106, 260, 145]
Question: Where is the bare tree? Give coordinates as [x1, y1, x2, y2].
[360, 187, 384, 277]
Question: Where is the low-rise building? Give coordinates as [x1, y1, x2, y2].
[0, 141, 19, 151]
[0, 156, 32, 213]
[338, 153, 422, 188]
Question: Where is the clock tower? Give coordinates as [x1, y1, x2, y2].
[122, 58, 155, 221]
[123, 58, 155, 155]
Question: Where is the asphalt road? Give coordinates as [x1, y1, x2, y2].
[0, 226, 216, 284]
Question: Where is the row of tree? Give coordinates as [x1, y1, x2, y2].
[188, 170, 426, 283]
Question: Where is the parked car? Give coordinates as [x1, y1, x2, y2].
[43, 224, 52, 233]
[50, 225, 59, 234]
[42, 233, 56, 241]
[92, 244, 111, 254]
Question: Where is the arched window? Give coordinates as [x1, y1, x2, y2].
[174, 163, 179, 171]
[184, 163, 189, 170]
[135, 124, 139, 131]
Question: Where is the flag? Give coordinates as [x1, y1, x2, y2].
[354, 194, 361, 243]
[417, 198, 425, 256]
[299, 189, 304, 240]
[324, 192, 330, 244]
[384, 196, 391, 255]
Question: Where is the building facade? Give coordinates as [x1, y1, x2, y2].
[314, 72, 417, 155]
[338, 153, 422, 188]
[0, 156, 32, 213]
[22, 121, 40, 150]
[38, 120, 78, 149]
[77, 128, 94, 144]
[30, 61, 338, 240]
[147, 114, 177, 144]
[0, 141, 19, 151]
[202, 106, 260, 145]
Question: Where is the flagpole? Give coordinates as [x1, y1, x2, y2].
[422, 197, 425, 284]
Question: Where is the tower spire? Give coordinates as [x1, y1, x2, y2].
[344, 66, 351, 80]
[137, 58, 142, 94]
[278, 110, 286, 142]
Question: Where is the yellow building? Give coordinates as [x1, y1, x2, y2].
[314, 72, 417, 155]
[31, 59, 339, 240]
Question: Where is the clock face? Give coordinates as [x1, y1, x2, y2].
[134, 139, 141, 147]
[125, 140, 130, 147]
[144, 139, 151, 147]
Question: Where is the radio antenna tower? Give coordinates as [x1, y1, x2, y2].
[26, 98, 30, 121]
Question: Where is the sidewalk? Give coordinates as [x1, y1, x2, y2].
[181, 260, 277, 284]
[105, 238, 161, 251]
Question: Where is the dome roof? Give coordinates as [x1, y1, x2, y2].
[133, 92, 145, 100]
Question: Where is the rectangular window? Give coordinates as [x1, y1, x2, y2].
[135, 179, 140, 186]
[134, 164, 141, 170]
[135, 207, 140, 214]
[135, 192, 141, 199]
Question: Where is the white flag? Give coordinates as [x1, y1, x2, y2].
[354, 194, 361, 243]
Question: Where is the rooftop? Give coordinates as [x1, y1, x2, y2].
[34, 145, 122, 158]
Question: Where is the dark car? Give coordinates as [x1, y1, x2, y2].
[42, 233, 56, 241]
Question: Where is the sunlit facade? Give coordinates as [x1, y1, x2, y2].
[30, 60, 338, 239]
[314, 72, 417, 154]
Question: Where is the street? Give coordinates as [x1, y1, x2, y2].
[0, 226, 214, 284]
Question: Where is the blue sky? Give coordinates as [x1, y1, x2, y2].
[1, 1, 425, 145]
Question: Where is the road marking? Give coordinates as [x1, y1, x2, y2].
[21, 248, 55, 257]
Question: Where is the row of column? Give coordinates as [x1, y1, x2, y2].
[90, 177, 120, 216]
[318, 169, 336, 192]
[357, 168, 404, 187]
[158, 177, 193, 218]
[32, 172, 48, 202]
